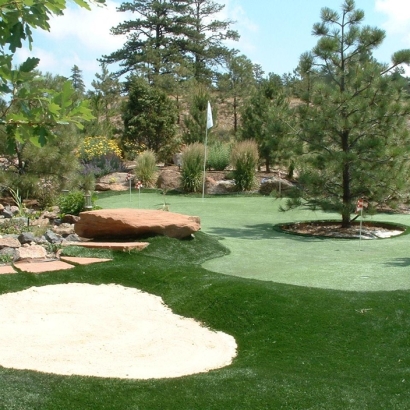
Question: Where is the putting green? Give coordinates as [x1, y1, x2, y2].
[96, 192, 410, 291]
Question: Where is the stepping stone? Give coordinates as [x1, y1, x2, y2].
[60, 256, 112, 265]
[0, 265, 16, 274]
[14, 260, 75, 273]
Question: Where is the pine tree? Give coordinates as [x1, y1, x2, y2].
[241, 74, 294, 173]
[70, 65, 86, 94]
[290, 0, 410, 227]
[87, 63, 122, 137]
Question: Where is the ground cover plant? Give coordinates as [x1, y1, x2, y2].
[0, 193, 409, 409]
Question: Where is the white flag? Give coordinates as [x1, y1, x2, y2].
[206, 101, 213, 129]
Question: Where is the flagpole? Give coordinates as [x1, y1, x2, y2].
[202, 127, 208, 200]
[202, 101, 213, 200]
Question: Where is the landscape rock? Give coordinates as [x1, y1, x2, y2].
[0, 247, 16, 261]
[156, 168, 182, 192]
[75, 209, 201, 239]
[0, 237, 21, 249]
[259, 177, 294, 195]
[2, 209, 13, 218]
[52, 223, 75, 236]
[15, 244, 47, 261]
[18, 232, 36, 245]
[62, 214, 80, 224]
[63, 233, 80, 242]
[44, 230, 63, 244]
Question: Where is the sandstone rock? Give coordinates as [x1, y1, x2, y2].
[0, 237, 21, 249]
[52, 223, 75, 236]
[61, 214, 80, 224]
[75, 209, 200, 239]
[259, 177, 294, 196]
[156, 168, 182, 191]
[15, 244, 47, 260]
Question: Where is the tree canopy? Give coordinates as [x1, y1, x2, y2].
[101, 0, 238, 86]
[0, 0, 104, 150]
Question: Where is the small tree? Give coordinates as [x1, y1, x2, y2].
[289, 0, 410, 227]
[122, 77, 177, 162]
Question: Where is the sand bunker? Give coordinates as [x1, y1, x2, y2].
[0, 283, 237, 379]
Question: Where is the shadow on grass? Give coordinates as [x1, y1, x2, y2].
[383, 258, 410, 268]
[206, 223, 326, 241]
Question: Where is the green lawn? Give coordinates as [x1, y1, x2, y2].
[97, 191, 410, 291]
[0, 191, 409, 409]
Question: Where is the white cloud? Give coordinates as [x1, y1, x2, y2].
[45, 0, 129, 54]
[375, 0, 410, 34]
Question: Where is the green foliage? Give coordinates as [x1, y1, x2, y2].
[122, 77, 177, 162]
[0, 0, 102, 150]
[230, 140, 259, 191]
[85, 63, 122, 138]
[292, 1, 410, 227]
[0, 218, 29, 235]
[207, 142, 231, 171]
[70, 65, 85, 94]
[241, 73, 296, 172]
[78, 136, 123, 178]
[217, 52, 256, 134]
[101, 0, 238, 86]
[57, 191, 85, 216]
[134, 150, 157, 188]
[180, 142, 204, 193]
[182, 85, 213, 144]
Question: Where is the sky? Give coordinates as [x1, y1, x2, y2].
[13, 0, 410, 90]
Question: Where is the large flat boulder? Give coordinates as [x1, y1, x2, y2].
[74, 209, 201, 240]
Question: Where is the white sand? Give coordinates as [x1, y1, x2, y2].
[0, 283, 237, 379]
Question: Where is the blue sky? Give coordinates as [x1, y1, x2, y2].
[14, 0, 410, 89]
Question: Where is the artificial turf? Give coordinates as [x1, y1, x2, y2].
[0, 193, 409, 409]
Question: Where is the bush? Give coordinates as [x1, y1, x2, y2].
[57, 191, 85, 216]
[180, 143, 205, 193]
[134, 150, 157, 187]
[207, 142, 231, 171]
[231, 140, 259, 191]
[79, 136, 124, 178]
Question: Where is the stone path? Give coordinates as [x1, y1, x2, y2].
[0, 257, 113, 274]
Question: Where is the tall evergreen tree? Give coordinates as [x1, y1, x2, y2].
[101, 0, 192, 85]
[70, 65, 86, 94]
[86, 63, 122, 137]
[289, 0, 410, 227]
[101, 0, 238, 86]
[186, 0, 239, 84]
[217, 52, 256, 134]
[241, 74, 294, 173]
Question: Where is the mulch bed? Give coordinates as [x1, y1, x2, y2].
[280, 221, 406, 239]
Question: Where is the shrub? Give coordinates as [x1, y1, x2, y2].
[230, 140, 259, 191]
[57, 191, 85, 216]
[135, 150, 157, 187]
[79, 136, 124, 178]
[180, 143, 205, 193]
[207, 142, 231, 171]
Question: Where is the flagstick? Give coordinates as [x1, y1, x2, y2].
[202, 126, 208, 200]
[129, 179, 132, 202]
[359, 207, 363, 250]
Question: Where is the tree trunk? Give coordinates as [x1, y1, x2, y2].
[341, 130, 351, 228]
